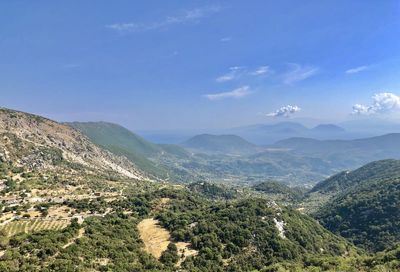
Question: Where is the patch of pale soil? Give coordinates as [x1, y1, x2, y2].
[11, 173, 25, 182]
[95, 258, 110, 266]
[152, 197, 170, 212]
[0, 213, 15, 223]
[47, 205, 74, 219]
[273, 218, 286, 239]
[137, 218, 170, 259]
[176, 242, 198, 266]
[26, 210, 41, 218]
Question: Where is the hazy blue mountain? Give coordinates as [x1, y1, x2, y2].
[340, 118, 400, 134]
[273, 133, 400, 169]
[229, 121, 351, 144]
[181, 134, 260, 155]
[311, 124, 345, 133]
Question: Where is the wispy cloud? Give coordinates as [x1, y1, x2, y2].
[266, 105, 301, 117]
[216, 65, 272, 82]
[251, 66, 271, 76]
[352, 92, 400, 115]
[216, 66, 245, 82]
[204, 86, 252, 101]
[346, 65, 369, 74]
[283, 63, 319, 85]
[107, 6, 221, 33]
[220, 37, 232, 42]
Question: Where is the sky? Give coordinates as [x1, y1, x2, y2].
[1, 0, 400, 130]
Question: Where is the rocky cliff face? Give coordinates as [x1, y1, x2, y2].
[0, 108, 145, 179]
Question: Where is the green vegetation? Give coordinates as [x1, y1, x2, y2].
[68, 121, 195, 182]
[188, 181, 239, 200]
[155, 189, 358, 271]
[2, 108, 400, 271]
[253, 181, 305, 202]
[69, 121, 171, 178]
[182, 134, 259, 155]
[314, 160, 400, 252]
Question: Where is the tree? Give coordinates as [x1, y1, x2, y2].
[160, 243, 179, 266]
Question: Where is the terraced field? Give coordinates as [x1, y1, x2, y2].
[0, 219, 69, 236]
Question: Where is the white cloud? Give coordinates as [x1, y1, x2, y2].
[352, 104, 370, 115]
[266, 105, 301, 117]
[283, 63, 319, 85]
[215, 66, 245, 82]
[107, 6, 221, 33]
[352, 92, 400, 115]
[251, 66, 271, 76]
[204, 86, 252, 101]
[346, 65, 369, 74]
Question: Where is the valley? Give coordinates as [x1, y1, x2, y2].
[0, 108, 398, 271]
[4, 2, 400, 271]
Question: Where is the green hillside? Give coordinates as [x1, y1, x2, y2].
[69, 122, 195, 181]
[314, 160, 400, 252]
[69, 122, 162, 157]
[156, 191, 359, 271]
[69, 122, 170, 179]
[253, 180, 305, 202]
[188, 181, 238, 200]
[310, 159, 400, 194]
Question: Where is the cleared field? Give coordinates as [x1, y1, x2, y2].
[137, 218, 170, 259]
[176, 242, 198, 265]
[137, 218, 197, 264]
[0, 219, 69, 236]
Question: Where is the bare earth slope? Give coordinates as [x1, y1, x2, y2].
[0, 108, 144, 179]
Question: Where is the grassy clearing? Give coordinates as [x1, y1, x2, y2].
[137, 217, 197, 265]
[137, 218, 170, 259]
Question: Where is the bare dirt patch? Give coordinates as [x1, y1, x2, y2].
[137, 218, 198, 265]
[47, 205, 75, 219]
[176, 241, 198, 265]
[137, 218, 170, 259]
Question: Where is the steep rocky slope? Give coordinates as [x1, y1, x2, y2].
[0, 108, 145, 179]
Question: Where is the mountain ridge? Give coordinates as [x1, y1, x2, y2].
[181, 134, 259, 155]
[0, 108, 145, 180]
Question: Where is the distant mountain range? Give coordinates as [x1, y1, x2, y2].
[272, 133, 400, 169]
[229, 122, 352, 144]
[69, 121, 400, 185]
[140, 119, 400, 145]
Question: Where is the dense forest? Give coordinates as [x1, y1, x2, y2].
[315, 163, 400, 252]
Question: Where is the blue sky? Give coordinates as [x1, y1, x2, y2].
[1, 0, 400, 130]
